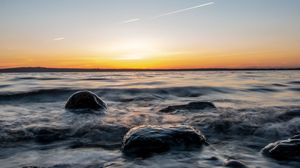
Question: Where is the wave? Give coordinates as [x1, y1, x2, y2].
[289, 81, 300, 85]
[0, 88, 75, 102]
[246, 86, 279, 92]
[0, 86, 235, 102]
[271, 83, 288, 87]
[2, 106, 300, 149]
[289, 88, 300, 92]
[0, 85, 9, 89]
[11, 77, 62, 81]
[0, 123, 129, 149]
[189, 106, 300, 140]
[113, 81, 166, 87]
[82, 77, 112, 81]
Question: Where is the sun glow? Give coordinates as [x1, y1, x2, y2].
[106, 39, 160, 60]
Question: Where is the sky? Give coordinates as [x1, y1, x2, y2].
[0, 0, 300, 69]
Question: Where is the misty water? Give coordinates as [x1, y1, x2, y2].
[0, 71, 300, 168]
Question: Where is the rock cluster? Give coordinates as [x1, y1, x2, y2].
[63, 91, 300, 164]
[64, 92, 212, 157]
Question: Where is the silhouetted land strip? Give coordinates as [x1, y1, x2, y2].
[0, 67, 300, 73]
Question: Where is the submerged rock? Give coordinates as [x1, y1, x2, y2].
[26, 126, 71, 144]
[262, 134, 300, 160]
[277, 109, 300, 121]
[122, 125, 206, 157]
[159, 101, 216, 113]
[65, 91, 107, 111]
[70, 124, 129, 149]
[224, 159, 247, 168]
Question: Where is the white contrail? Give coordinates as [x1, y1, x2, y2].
[53, 37, 65, 41]
[119, 2, 214, 24]
[152, 2, 214, 19]
[120, 18, 140, 24]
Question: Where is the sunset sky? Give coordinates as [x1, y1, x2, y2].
[1, 0, 300, 69]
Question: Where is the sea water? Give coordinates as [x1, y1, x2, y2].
[0, 71, 300, 168]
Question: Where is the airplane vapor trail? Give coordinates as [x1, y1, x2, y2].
[120, 2, 214, 24]
[120, 18, 140, 24]
[152, 2, 215, 19]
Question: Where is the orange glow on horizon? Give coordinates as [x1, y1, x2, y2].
[1, 35, 300, 69]
[1, 50, 300, 69]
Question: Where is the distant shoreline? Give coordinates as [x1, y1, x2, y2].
[0, 67, 300, 73]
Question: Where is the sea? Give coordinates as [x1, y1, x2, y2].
[0, 71, 300, 168]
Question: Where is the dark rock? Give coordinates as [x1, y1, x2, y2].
[277, 109, 300, 121]
[206, 156, 219, 160]
[159, 101, 216, 113]
[224, 159, 247, 168]
[121, 125, 206, 157]
[262, 135, 300, 160]
[65, 91, 107, 111]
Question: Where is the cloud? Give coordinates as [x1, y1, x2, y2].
[120, 18, 140, 24]
[152, 2, 215, 19]
[53, 37, 65, 41]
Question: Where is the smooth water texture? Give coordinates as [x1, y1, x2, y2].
[0, 71, 300, 168]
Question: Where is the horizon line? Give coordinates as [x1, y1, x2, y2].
[1, 66, 300, 73]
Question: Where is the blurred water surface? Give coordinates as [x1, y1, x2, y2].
[0, 71, 300, 168]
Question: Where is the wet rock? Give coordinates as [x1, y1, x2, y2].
[122, 125, 206, 157]
[65, 91, 107, 111]
[159, 101, 216, 113]
[224, 159, 247, 168]
[262, 134, 300, 160]
[277, 109, 300, 121]
[206, 156, 219, 161]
